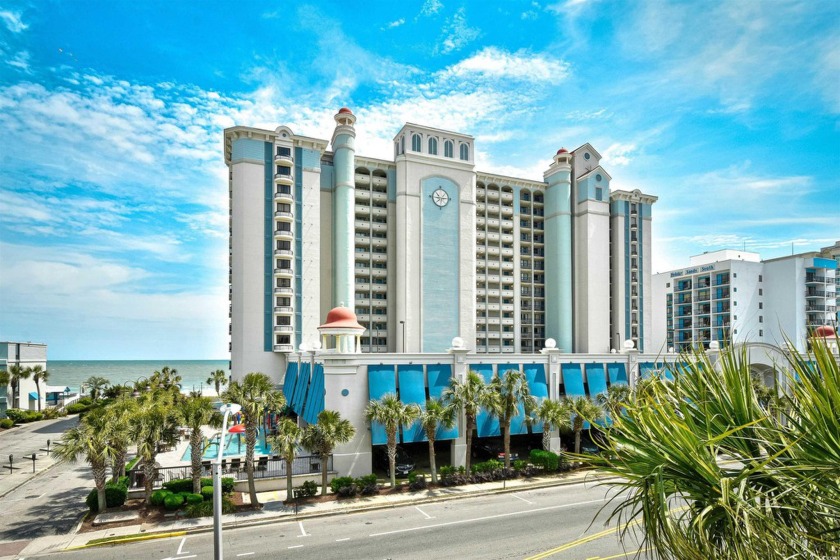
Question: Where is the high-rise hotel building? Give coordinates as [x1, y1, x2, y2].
[225, 109, 657, 379]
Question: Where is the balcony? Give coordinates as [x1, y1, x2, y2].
[274, 287, 293, 295]
[805, 289, 826, 298]
[806, 275, 826, 284]
[274, 249, 293, 257]
[274, 190, 294, 203]
[273, 344, 294, 352]
[275, 211, 294, 221]
[274, 325, 294, 333]
[274, 154, 293, 166]
[274, 306, 293, 314]
[274, 267, 294, 277]
[274, 173, 293, 185]
[274, 229, 294, 240]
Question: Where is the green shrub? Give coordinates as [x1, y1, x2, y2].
[201, 486, 214, 501]
[185, 493, 203, 505]
[513, 459, 527, 471]
[163, 493, 184, 510]
[330, 476, 357, 496]
[86, 483, 129, 512]
[471, 460, 503, 474]
[150, 490, 172, 507]
[529, 449, 560, 471]
[0, 419, 13, 429]
[65, 403, 90, 414]
[5, 409, 43, 423]
[42, 407, 66, 420]
[185, 496, 235, 518]
[357, 474, 379, 496]
[297, 480, 318, 498]
[162, 478, 194, 494]
[408, 473, 427, 491]
[78, 397, 94, 405]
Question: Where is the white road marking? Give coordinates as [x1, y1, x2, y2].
[336, 538, 351, 542]
[415, 505, 434, 519]
[176, 537, 187, 555]
[288, 545, 304, 549]
[370, 498, 605, 537]
[297, 520, 309, 537]
[512, 493, 534, 504]
[236, 553, 255, 557]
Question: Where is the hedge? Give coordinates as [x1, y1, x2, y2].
[0, 419, 13, 429]
[163, 477, 235, 494]
[86, 482, 129, 512]
[529, 449, 560, 471]
[163, 493, 185, 510]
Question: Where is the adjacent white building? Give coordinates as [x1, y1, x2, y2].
[224, 109, 658, 381]
[652, 247, 839, 353]
[0, 341, 47, 416]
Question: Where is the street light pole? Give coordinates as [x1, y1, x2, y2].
[215, 402, 241, 560]
[400, 320, 406, 353]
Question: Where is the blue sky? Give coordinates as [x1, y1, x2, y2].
[0, 0, 838, 359]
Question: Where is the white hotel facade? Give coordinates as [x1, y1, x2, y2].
[224, 108, 658, 380]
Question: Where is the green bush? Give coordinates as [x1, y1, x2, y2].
[296, 480, 318, 498]
[185, 493, 203, 505]
[185, 496, 235, 518]
[86, 483, 129, 512]
[163, 476, 234, 494]
[163, 493, 184, 510]
[5, 409, 43, 423]
[471, 460, 503, 474]
[408, 473, 428, 491]
[529, 449, 560, 471]
[78, 397, 94, 405]
[42, 407, 66, 420]
[330, 476, 357, 496]
[0, 419, 13, 429]
[65, 403, 91, 414]
[201, 485, 214, 501]
[150, 489, 172, 507]
[513, 459, 527, 471]
[357, 474, 379, 496]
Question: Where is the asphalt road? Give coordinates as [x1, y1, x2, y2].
[46, 482, 653, 560]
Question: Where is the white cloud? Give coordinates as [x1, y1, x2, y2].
[383, 18, 405, 29]
[420, 0, 443, 16]
[7, 50, 29, 71]
[445, 47, 570, 84]
[438, 8, 480, 54]
[601, 142, 636, 166]
[0, 9, 27, 33]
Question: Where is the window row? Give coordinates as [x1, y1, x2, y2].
[396, 134, 470, 161]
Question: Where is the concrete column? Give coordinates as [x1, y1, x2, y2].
[331, 109, 356, 311]
[321, 355, 371, 477]
[544, 152, 573, 352]
[540, 346, 562, 452]
[620, 341, 640, 389]
[448, 345, 470, 468]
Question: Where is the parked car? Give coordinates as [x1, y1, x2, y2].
[373, 445, 415, 477]
[472, 440, 519, 462]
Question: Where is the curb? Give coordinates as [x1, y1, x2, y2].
[64, 472, 619, 549]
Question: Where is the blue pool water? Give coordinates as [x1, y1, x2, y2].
[181, 428, 274, 461]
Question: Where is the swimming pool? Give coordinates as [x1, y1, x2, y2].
[181, 427, 274, 461]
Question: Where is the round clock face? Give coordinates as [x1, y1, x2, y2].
[432, 188, 450, 207]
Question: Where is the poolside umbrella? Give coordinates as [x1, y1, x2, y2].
[229, 423, 245, 454]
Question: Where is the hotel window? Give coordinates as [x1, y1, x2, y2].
[759, 302, 763, 309]
[759, 275, 763, 282]
[411, 134, 421, 152]
[277, 166, 291, 176]
[276, 146, 291, 157]
[595, 187, 603, 201]
[759, 316, 763, 323]
[759, 329, 763, 336]
[428, 137, 438, 155]
[444, 140, 454, 158]
[758, 289, 763, 295]
[460, 143, 469, 161]
[400, 136, 405, 154]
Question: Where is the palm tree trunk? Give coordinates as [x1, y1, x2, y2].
[285, 458, 293, 502]
[112, 449, 127, 483]
[246, 423, 259, 507]
[35, 381, 41, 412]
[191, 430, 203, 494]
[428, 438, 438, 484]
[387, 430, 397, 488]
[143, 458, 156, 504]
[574, 421, 582, 455]
[542, 422, 551, 451]
[320, 453, 328, 496]
[465, 415, 474, 473]
[503, 419, 511, 468]
[94, 460, 108, 512]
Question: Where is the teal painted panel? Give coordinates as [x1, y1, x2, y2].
[302, 364, 325, 425]
[497, 363, 527, 435]
[320, 164, 334, 190]
[232, 138, 266, 162]
[561, 363, 585, 396]
[291, 362, 310, 415]
[421, 177, 460, 352]
[387, 169, 396, 202]
[368, 365, 396, 445]
[473, 364, 500, 438]
[301, 148, 321, 170]
[586, 364, 608, 397]
[639, 362, 657, 379]
[607, 363, 628, 384]
[282, 362, 299, 402]
[427, 364, 457, 440]
[523, 363, 547, 434]
[398, 365, 427, 443]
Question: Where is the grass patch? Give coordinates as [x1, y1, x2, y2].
[125, 457, 140, 471]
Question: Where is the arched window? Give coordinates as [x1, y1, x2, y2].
[400, 136, 405, 155]
[394, 142, 399, 158]
[428, 137, 438, 155]
[411, 134, 421, 152]
[459, 143, 469, 161]
[444, 140, 453, 158]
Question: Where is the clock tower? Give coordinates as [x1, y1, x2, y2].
[393, 123, 476, 352]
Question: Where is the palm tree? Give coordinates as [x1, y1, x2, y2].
[130, 394, 179, 504]
[7, 364, 31, 408]
[365, 394, 421, 488]
[266, 418, 302, 502]
[301, 409, 356, 496]
[586, 339, 840, 560]
[597, 383, 631, 420]
[84, 376, 110, 401]
[419, 397, 456, 484]
[149, 366, 182, 396]
[103, 396, 137, 482]
[224, 372, 285, 507]
[30, 366, 48, 412]
[207, 369, 228, 396]
[563, 396, 603, 455]
[487, 369, 536, 468]
[54, 410, 115, 512]
[179, 394, 221, 493]
[534, 398, 570, 452]
[442, 371, 491, 473]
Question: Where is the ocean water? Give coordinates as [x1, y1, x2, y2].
[46, 360, 230, 395]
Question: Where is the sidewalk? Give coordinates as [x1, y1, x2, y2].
[14, 468, 612, 557]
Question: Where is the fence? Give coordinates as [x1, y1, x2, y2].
[127, 454, 333, 490]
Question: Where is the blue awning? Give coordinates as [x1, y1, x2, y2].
[639, 362, 657, 379]
[282, 362, 299, 404]
[607, 363, 628, 385]
[586, 364, 608, 397]
[561, 364, 585, 397]
[291, 362, 311, 415]
[398, 365, 426, 443]
[472, 364, 500, 438]
[301, 364, 325, 425]
[524, 363, 548, 434]
[498, 363, 528, 436]
[368, 364, 396, 445]
[426, 364, 458, 440]
[29, 392, 39, 400]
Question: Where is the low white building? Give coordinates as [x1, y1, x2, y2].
[0, 341, 48, 416]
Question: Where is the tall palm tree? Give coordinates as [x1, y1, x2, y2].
[266, 418, 302, 502]
[597, 383, 631, 421]
[104, 396, 137, 482]
[534, 398, 570, 452]
[179, 394, 221, 493]
[487, 369, 536, 468]
[563, 396, 603, 454]
[224, 372, 285, 507]
[586, 339, 840, 560]
[419, 397, 456, 484]
[30, 365, 48, 412]
[84, 376, 110, 401]
[150, 366, 182, 397]
[130, 394, 179, 504]
[207, 369, 228, 396]
[7, 364, 31, 408]
[301, 409, 355, 496]
[442, 371, 491, 473]
[54, 410, 115, 512]
[365, 394, 421, 488]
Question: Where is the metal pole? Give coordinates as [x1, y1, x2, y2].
[400, 320, 406, 353]
[214, 403, 240, 560]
